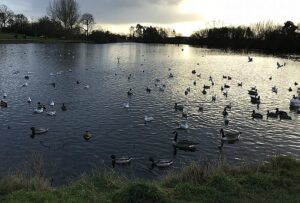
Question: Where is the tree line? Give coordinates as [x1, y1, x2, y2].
[0, 0, 299, 52]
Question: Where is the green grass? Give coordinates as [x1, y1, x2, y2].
[0, 155, 299, 203]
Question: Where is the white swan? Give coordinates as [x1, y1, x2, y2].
[47, 111, 56, 116]
[34, 108, 44, 114]
[144, 116, 154, 122]
[27, 97, 32, 103]
[123, 102, 130, 108]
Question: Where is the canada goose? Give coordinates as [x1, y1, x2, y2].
[252, 110, 263, 119]
[279, 114, 292, 120]
[83, 131, 92, 140]
[31, 127, 48, 135]
[172, 131, 198, 151]
[220, 128, 241, 141]
[267, 110, 278, 118]
[111, 155, 132, 168]
[149, 157, 173, 168]
[272, 86, 278, 94]
[127, 88, 133, 96]
[174, 103, 184, 111]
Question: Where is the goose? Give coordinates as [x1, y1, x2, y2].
[123, 102, 130, 108]
[192, 70, 196, 74]
[146, 87, 152, 93]
[47, 111, 56, 116]
[222, 108, 228, 118]
[275, 108, 287, 116]
[144, 115, 154, 122]
[27, 97, 32, 103]
[224, 84, 230, 88]
[149, 157, 173, 168]
[76, 80, 80, 84]
[248, 89, 258, 96]
[61, 103, 67, 111]
[237, 82, 243, 87]
[174, 103, 184, 111]
[267, 110, 278, 118]
[3, 93, 7, 98]
[252, 110, 263, 119]
[0, 100, 8, 107]
[279, 114, 292, 120]
[172, 131, 198, 151]
[83, 131, 92, 140]
[211, 81, 215, 86]
[177, 120, 189, 130]
[111, 155, 132, 167]
[209, 76, 213, 81]
[220, 128, 241, 141]
[31, 127, 48, 135]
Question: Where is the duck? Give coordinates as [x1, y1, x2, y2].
[237, 82, 243, 87]
[83, 131, 92, 140]
[221, 86, 224, 91]
[248, 56, 253, 62]
[61, 103, 67, 111]
[212, 95, 216, 102]
[185, 90, 188, 95]
[50, 101, 54, 107]
[172, 131, 198, 151]
[272, 86, 278, 94]
[248, 89, 258, 96]
[220, 128, 241, 141]
[202, 89, 207, 95]
[22, 83, 28, 87]
[288, 87, 292, 92]
[295, 82, 298, 86]
[203, 85, 210, 89]
[193, 81, 196, 86]
[50, 82, 56, 88]
[223, 91, 228, 97]
[31, 127, 48, 135]
[177, 120, 189, 130]
[127, 88, 133, 96]
[228, 76, 232, 80]
[146, 87, 152, 93]
[225, 103, 232, 110]
[159, 86, 165, 92]
[174, 103, 184, 111]
[144, 115, 154, 122]
[186, 87, 191, 92]
[197, 74, 201, 78]
[169, 73, 174, 78]
[224, 116, 229, 126]
[222, 75, 227, 79]
[279, 114, 292, 120]
[251, 96, 261, 104]
[111, 155, 133, 167]
[192, 70, 196, 74]
[252, 110, 263, 119]
[198, 104, 204, 112]
[84, 85, 90, 89]
[27, 97, 32, 103]
[224, 84, 230, 88]
[24, 75, 29, 80]
[182, 112, 188, 118]
[222, 108, 228, 118]
[123, 102, 130, 108]
[3, 93, 7, 99]
[0, 100, 8, 107]
[269, 76, 272, 80]
[76, 80, 80, 84]
[267, 110, 278, 118]
[149, 157, 173, 168]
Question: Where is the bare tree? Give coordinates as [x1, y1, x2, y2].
[48, 0, 80, 30]
[0, 4, 14, 28]
[80, 13, 94, 36]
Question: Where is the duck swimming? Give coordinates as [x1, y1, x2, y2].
[144, 115, 154, 122]
[149, 157, 173, 168]
[174, 103, 184, 111]
[220, 128, 241, 142]
[31, 127, 48, 135]
[279, 114, 292, 120]
[146, 87, 152, 93]
[267, 110, 278, 118]
[252, 110, 263, 119]
[3, 93, 7, 99]
[47, 111, 56, 116]
[0, 100, 7, 107]
[83, 131, 92, 140]
[123, 101, 130, 108]
[177, 120, 189, 130]
[27, 97, 32, 103]
[111, 155, 132, 168]
[172, 131, 198, 151]
[61, 103, 67, 111]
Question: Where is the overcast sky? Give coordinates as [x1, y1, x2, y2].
[1, 0, 300, 36]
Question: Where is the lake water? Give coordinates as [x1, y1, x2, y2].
[0, 43, 299, 183]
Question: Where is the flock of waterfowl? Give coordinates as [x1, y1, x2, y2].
[1, 51, 300, 171]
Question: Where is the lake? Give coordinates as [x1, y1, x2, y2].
[0, 43, 299, 183]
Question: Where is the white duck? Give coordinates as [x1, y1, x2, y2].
[50, 101, 55, 106]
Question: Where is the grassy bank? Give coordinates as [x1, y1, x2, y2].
[0, 155, 299, 203]
[0, 33, 87, 44]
